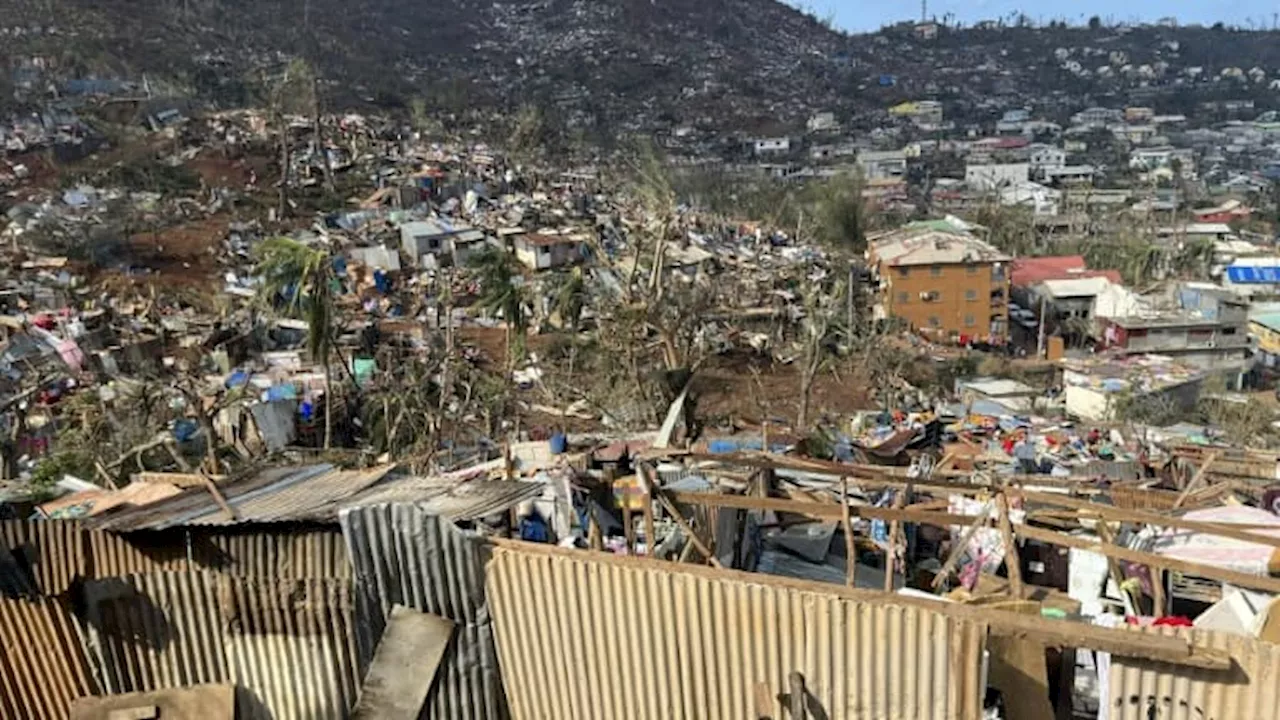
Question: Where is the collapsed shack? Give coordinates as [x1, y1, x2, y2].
[3, 446, 1280, 719]
[0, 463, 544, 719]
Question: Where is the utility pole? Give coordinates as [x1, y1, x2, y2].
[1036, 295, 1048, 358]
[921, 0, 927, 23]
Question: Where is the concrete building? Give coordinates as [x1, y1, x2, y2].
[399, 219, 487, 267]
[1098, 286, 1251, 371]
[856, 149, 908, 180]
[867, 228, 1011, 342]
[513, 234, 585, 270]
[965, 163, 1030, 191]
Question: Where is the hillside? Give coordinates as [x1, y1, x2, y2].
[6, 2, 1280, 134]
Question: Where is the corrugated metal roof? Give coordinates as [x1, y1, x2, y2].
[340, 504, 507, 720]
[0, 595, 96, 718]
[346, 478, 546, 521]
[486, 543, 988, 720]
[1108, 626, 1280, 720]
[85, 465, 395, 531]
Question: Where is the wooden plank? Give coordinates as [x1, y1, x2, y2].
[933, 500, 992, 590]
[666, 491, 976, 526]
[1173, 451, 1218, 509]
[1013, 489, 1280, 549]
[350, 605, 455, 719]
[1016, 524, 1280, 595]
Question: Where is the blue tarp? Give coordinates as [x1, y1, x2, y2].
[1227, 265, 1280, 284]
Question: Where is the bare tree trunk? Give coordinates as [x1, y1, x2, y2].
[277, 129, 289, 220]
[314, 78, 334, 194]
[323, 361, 333, 450]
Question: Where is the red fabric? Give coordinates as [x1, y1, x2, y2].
[1153, 616, 1194, 627]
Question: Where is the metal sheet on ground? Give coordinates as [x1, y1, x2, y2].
[351, 605, 456, 719]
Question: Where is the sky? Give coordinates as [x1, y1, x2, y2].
[790, 1, 1278, 33]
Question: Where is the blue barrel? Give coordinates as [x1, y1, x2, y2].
[549, 433, 567, 455]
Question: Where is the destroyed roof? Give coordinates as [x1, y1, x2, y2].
[869, 229, 1009, 267]
[83, 464, 396, 531]
[1037, 276, 1117, 299]
[345, 478, 545, 521]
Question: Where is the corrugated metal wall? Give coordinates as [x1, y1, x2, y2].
[486, 545, 988, 720]
[0, 519, 86, 595]
[220, 575, 361, 720]
[82, 572, 229, 694]
[0, 595, 95, 718]
[1108, 626, 1280, 720]
[195, 527, 352, 579]
[340, 503, 508, 720]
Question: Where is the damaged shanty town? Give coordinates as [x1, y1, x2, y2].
[16, 12, 1280, 720]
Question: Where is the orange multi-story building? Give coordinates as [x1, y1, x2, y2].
[867, 229, 1011, 343]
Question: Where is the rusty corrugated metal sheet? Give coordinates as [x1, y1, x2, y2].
[0, 519, 85, 595]
[192, 527, 352, 579]
[219, 575, 361, 720]
[340, 504, 507, 720]
[1108, 626, 1280, 720]
[346, 478, 546, 521]
[0, 595, 96, 718]
[81, 571, 229, 694]
[487, 544, 988, 720]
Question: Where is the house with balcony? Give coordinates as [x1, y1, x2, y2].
[1098, 285, 1251, 372]
[867, 228, 1012, 343]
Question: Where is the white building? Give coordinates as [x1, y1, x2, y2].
[753, 137, 792, 155]
[965, 163, 1030, 191]
[1028, 145, 1067, 172]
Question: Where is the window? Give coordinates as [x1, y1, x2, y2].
[928, 316, 941, 328]
[896, 291, 909, 304]
[930, 265, 943, 277]
[965, 289, 978, 301]
[539, 246, 551, 255]
[921, 291, 941, 303]
[966, 264, 979, 275]
[897, 267, 910, 278]
[428, 238, 441, 250]
[1224, 327, 1238, 335]
[964, 314, 976, 327]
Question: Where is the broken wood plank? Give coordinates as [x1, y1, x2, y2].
[350, 605, 455, 719]
[932, 500, 992, 590]
[1173, 451, 1218, 509]
[657, 492, 723, 568]
[1017, 523, 1280, 595]
[666, 490, 976, 526]
[997, 494, 1023, 598]
[885, 487, 908, 593]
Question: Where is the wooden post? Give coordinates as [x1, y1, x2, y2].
[656, 491, 723, 568]
[840, 476, 856, 588]
[640, 464, 656, 557]
[997, 493, 1024, 598]
[788, 671, 808, 720]
[885, 485, 908, 592]
[1151, 567, 1166, 618]
[623, 507, 635, 554]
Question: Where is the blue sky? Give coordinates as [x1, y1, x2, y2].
[790, 1, 1276, 32]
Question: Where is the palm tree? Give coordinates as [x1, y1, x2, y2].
[255, 237, 338, 449]
[469, 247, 528, 371]
[552, 267, 588, 333]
